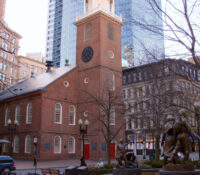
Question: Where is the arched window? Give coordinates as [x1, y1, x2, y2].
[68, 137, 75, 153]
[25, 135, 31, 153]
[15, 105, 20, 125]
[14, 136, 19, 153]
[84, 23, 92, 40]
[3, 136, 9, 153]
[26, 103, 32, 124]
[69, 106, 76, 125]
[55, 103, 62, 124]
[108, 24, 114, 40]
[5, 107, 11, 126]
[54, 136, 61, 153]
[109, 72, 115, 91]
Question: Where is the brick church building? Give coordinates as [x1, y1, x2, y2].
[0, 0, 124, 160]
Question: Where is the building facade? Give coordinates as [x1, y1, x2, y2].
[45, 0, 164, 67]
[123, 59, 200, 157]
[16, 56, 46, 82]
[0, 0, 124, 160]
[0, 20, 21, 91]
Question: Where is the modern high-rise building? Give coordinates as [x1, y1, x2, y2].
[46, 0, 164, 67]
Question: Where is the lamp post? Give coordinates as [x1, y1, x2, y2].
[78, 119, 89, 167]
[194, 101, 200, 160]
[7, 118, 18, 157]
[33, 136, 39, 175]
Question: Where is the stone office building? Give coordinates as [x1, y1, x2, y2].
[123, 59, 200, 156]
[0, 0, 124, 160]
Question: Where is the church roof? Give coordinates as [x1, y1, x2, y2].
[0, 64, 77, 101]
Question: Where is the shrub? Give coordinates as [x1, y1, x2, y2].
[141, 164, 152, 169]
[143, 160, 163, 168]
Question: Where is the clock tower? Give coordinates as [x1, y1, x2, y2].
[75, 0, 124, 159]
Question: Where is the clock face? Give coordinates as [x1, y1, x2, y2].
[81, 46, 93, 62]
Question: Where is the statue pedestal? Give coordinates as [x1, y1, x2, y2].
[160, 170, 200, 175]
[113, 168, 142, 175]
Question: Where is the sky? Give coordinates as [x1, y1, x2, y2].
[5, 0, 48, 56]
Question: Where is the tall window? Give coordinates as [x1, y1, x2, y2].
[69, 106, 76, 125]
[14, 136, 19, 153]
[5, 107, 11, 126]
[3, 137, 9, 153]
[68, 137, 75, 153]
[55, 103, 62, 124]
[25, 135, 31, 153]
[54, 136, 61, 153]
[85, 23, 92, 41]
[26, 103, 32, 124]
[109, 107, 115, 125]
[109, 72, 115, 91]
[15, 105, 20, 125]
[108, 24, 114, 40]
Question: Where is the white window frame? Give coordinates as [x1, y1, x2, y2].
[26, 103, 32, 124]
[5, 107, 10, 126]
[25, 135, 31, 153]
[15, 105, 20, 125]
[54, 103, 62, 124]
[3, 137, 9, 153]
[69, 105, 76, 125]
[109, 107, 115, 125]
[54, 136, 61, 154]
[14, 136, 19, 153]
[68, 137, 75, 153]
[109, 72, 115, 91]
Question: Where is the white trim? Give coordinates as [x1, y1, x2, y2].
[26, 103, 32, 124]
[13, 136, 19, 153]
[69, 105, 76, 125]
[54, 103, 62, 124]
[15, 105, 20, 125]
[25, 135, 31, 153]
[68, 137, 75, 154]
[54, 136, 61, 154]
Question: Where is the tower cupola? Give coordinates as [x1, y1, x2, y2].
[75, 0, 122, 23]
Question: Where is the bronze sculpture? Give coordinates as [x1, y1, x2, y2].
[116, 139, 137, 168]
[161, 110, 197, 171]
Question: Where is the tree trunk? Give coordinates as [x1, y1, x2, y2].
[106, 141, 111, 165]
[155, 135, 160, 161]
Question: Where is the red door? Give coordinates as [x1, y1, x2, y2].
[84, 144, 90, 160]
[110, 143, 115, 159]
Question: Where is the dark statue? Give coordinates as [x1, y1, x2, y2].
[161, 110, 199, 171]
[116, 139, 138, 169]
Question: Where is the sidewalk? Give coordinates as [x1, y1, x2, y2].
[15, 159, 111, 170]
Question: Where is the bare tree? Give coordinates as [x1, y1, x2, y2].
[123, 0, 200, 67]
[79, 86, 126, 165]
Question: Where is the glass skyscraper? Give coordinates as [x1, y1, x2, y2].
[46, 0, 164, 67]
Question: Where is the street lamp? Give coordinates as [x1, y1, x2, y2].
[33, 136, 39, 175]
[7, 118, 18, 157]
[78, 118, 89, 167]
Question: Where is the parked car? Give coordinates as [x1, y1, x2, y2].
[0, 156, 16, 173]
